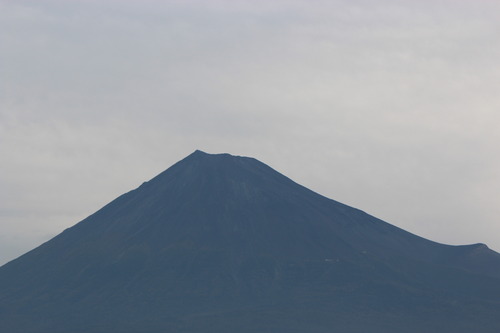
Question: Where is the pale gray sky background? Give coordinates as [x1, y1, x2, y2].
[1, 0, 499, 266]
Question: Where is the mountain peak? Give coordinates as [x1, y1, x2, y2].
[1, 151, 499, 333]
[191, 149, 209, 156]
[183, 150, 244, 164]
[190, 149, 233, 157]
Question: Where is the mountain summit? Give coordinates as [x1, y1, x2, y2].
[1, 151, 499, 333]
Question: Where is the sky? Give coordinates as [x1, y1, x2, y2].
[1, 0, 500, 266]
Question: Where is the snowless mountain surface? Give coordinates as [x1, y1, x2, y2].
[1, 150, 499, 332]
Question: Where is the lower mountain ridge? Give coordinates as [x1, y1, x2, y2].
[1, 150, 499, 333]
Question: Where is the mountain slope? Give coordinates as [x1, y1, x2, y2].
[1, 150, 499, 333]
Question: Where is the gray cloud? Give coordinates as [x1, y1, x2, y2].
[1, 0, 500, 265]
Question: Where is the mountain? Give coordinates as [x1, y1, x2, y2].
[1, 150, 499, 333]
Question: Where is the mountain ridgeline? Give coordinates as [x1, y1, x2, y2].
[1, 150, 499, 332]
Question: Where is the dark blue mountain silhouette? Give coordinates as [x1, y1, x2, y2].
[1, 150, 499, 332]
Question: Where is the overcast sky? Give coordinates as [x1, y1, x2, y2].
[1, 0, 499, 266]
